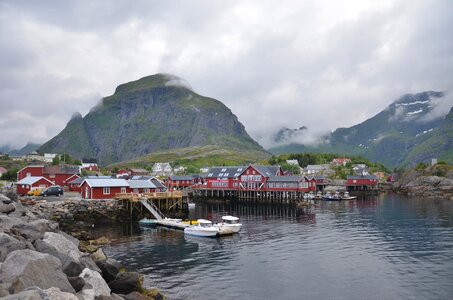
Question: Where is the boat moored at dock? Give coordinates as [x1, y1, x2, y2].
[184, 219, 220, 237]
[215, 216, 242, 235]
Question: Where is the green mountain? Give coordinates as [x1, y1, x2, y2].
[269, 91, 452, 168]
[39, 74, 266, 165]
[8, 143, 42, 156]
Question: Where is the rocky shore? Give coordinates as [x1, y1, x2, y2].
[393, 165, 453, 199]
[0, 193, 165, 300]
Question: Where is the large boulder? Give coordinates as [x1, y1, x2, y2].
[0, 232, 26, 262]
[0, 215, 23, 232]
[78, 268, 111, 297]
[0, 286, 78, 300]
[80, 254, 102, 273]
[35, 232, 84, 276]
[108, 272, 141, 295]
[0, 249, 75, 294]
[0, 202, 15, 215]
[97, 258, 122, 282]
[11, 219, 57, 242]
[67, 276, 85, 293]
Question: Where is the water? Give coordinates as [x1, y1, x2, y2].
[94, 193, 453, 300]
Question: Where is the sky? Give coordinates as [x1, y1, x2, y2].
[1, 0, 452, 150]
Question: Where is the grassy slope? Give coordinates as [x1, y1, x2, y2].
[108, 145, 271, 169]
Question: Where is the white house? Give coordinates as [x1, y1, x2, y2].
[44, 153, 57, 163]
[152, 163, 173, 176]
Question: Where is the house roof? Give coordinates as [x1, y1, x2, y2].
[206, 166, 247, 178]
[44, 165, 80, 175]
[82, 158, 98, 164]
[17, 176, 52, 185]
[347, 175, 378, 180]
[169, 175, 194, 181]
[252, 165, 281, 177]
[81, 178, 129, 188]
[306, 164, 330, 170]
[128, 180, 157, 189]
[267, 175, 306, 182]
[150, 178, 166, 188]
[68, 177, 85, 185]
[17, 165, 45, 173]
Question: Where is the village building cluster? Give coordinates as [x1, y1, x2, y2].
[9, 156, 382, 201]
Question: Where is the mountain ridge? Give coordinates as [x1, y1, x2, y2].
[38, 74, 266, 165]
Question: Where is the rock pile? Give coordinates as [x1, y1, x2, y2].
[0, 193, 165, 300]
[394, 174, 453, 199]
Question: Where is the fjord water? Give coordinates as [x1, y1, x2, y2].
[99, 193, 453, 300]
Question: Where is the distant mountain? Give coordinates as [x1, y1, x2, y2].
[269, 91, 452, 168]
[1, 143, 42, 156]
[39, 74, 266, 165]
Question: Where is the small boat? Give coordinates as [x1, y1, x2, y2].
[215, 216, 242, 235]
[321, 192, 342, 201]
[184, 219, 220, 237]
[138, 218, 158, 226]
[341, 192, 357, 200]
[313, 191, 323, 200]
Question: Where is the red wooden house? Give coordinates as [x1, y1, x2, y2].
[43, 165, 80, 187]
[346, 175, 378, 191]
[116, 169, 130, 178]
[67, 176, 84, 192]
[237, 165, 284, 191]
[167, 175, 194, 190]
[17, 165, 45, 181]
[205, 166, 247, 190]
[80, 178, 129, 200]
[265, 176, 317, 192]
[16, 176, 53, 195]
[129, 168, 149, 176]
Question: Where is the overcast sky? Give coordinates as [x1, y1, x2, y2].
[1, 0, 452, 149]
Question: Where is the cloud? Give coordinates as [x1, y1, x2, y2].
[1, 0, 453, 150]
[419, 92, 453, 122]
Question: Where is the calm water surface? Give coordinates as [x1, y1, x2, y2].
[94, 193, 453, 300]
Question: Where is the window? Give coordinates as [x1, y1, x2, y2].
[133, 189, 139, 193]
[22, 185, 25, 188]
[26, 172, 31, 177]
[221, 168, 227, 172]
[241, 175, 248, 181]
[144, 188, 150, 193]
[103, 187, 110, 195]
[224, 173, 229, 177]
[237, 168, 242, 172]
[49, 174, 55, 178]
[207, 173, 213, 177]
[121, 187, 126, 194]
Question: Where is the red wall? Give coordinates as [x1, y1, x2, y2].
[346, 179, 378, 186]
[81, 183, 128, 199]
[17, 166, 44, 181]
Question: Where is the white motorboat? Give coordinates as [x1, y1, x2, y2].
[184, 219, 219, 237]
[215, 216, 242, 235]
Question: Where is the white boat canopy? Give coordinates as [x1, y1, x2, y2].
[222, 216, 239, 221]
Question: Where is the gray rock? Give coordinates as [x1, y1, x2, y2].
[35, 232, 84, 276]
[122, 291, 148, 300]
[43, 287, 79, 299]
[0, 286, 79, 300]
[79, 268, 111, 298]
[0, 202, 15, 214]
[96, 258, 121, 282]
[0, 249, 75, 293]
[77, 287, 95, 300]
[11, 219, 52, 242]
[68, 276, 85, 293]
[108, 272, 140, 295]
[81, 255, 102, 273]
[0, 215, 23, 232]
[0, 194, 12, 204]
[58, 230, 80, 247]
[0, 232, 26, 262]
[0, 283, 11, 297]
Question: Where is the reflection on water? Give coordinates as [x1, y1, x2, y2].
[98, 193, 453, 300]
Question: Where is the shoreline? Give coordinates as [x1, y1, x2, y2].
[0, 193, 166, 300]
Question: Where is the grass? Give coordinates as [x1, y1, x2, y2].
[108, 145, 271, 170]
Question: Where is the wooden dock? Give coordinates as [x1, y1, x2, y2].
[114, 191, 188, 220]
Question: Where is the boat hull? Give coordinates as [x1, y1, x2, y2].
[184, 227, 219, 237]
[321, 196, 342, 201]
[216, 223, 242, 235]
